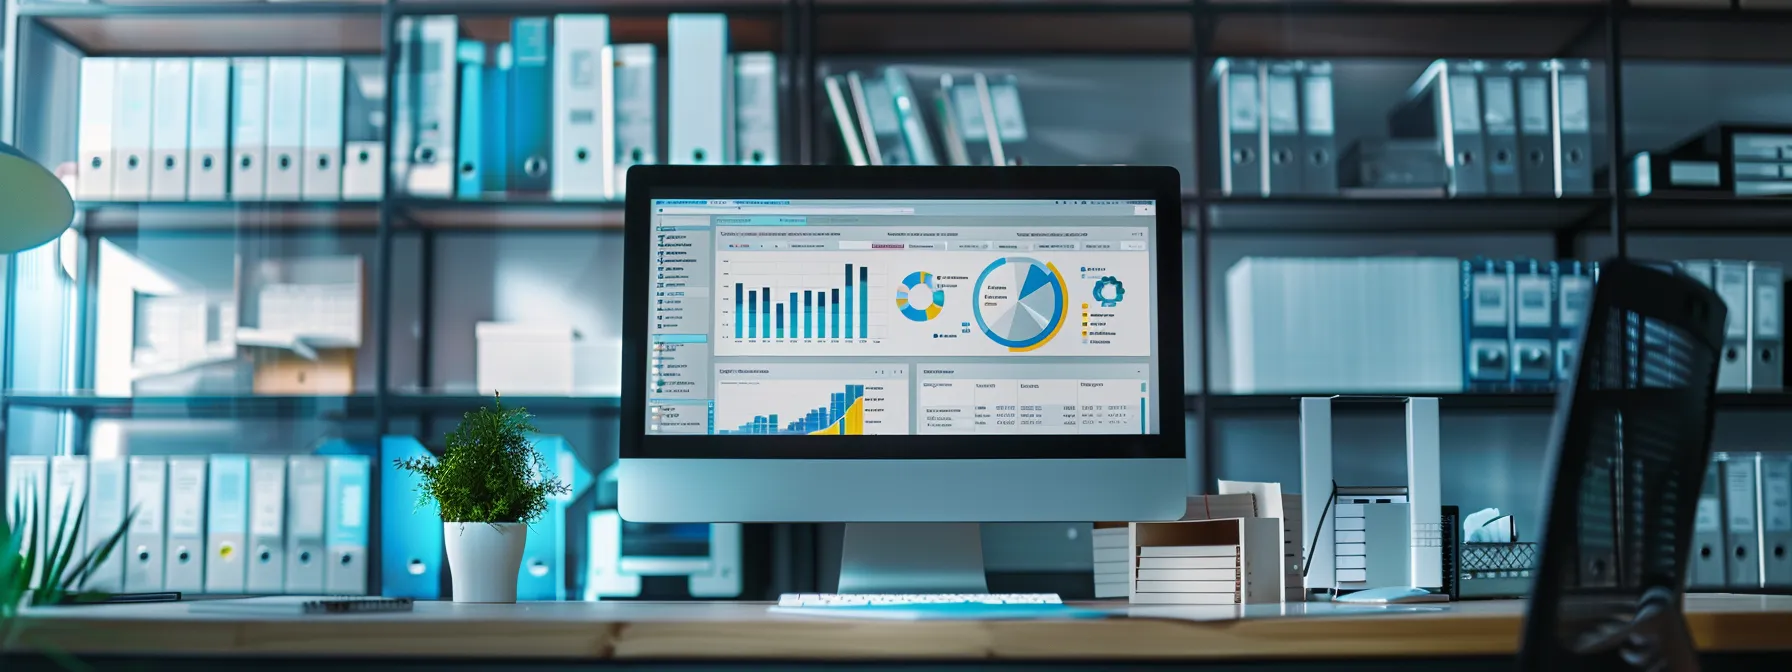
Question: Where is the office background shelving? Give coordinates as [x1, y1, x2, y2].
[5, 0, 1792, 598]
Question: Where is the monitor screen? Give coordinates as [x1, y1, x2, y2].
[643, 198, 1161, 437]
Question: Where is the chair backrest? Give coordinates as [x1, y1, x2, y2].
[1520, 260, 1727, 671]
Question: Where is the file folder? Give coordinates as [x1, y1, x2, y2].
[1213, 58, 1262, 196]
[612, 44, 658, 193]
[511, 17, 554, 193]
[1722, 453, 1763, 588]
[1462, 258, 1512, 390]
[824, 74, 868, 166]
[204, 455, 250, 594]
[48, 456, 89, 558]
[1749, 262, 1784, 390]
[83, 458, 128, 592]
[231, 58, 269, 201]
[483, 43, 512, 195]
[380, 437, 442, 599]
[1516, 61, 1556, 196]
[1555, 260, 1592, 380]
[77, 58, 117, 201]
[325, 455, 371, 595]
[405, 16, 459, 197]
[1551, 59, 1594, 195]
[187, 58, 231, 200]
[936, 74, 982, 166]
[164, 457, 208, 593]
[246, 456, 287, 594]
[669, 13, 730, 165]
[553, 15, 614, 200]
[149, 58, 192, 201]
[125, 456, 167, 592]
[1482, 62, 1522, 195]
[734, 53, 780, 166]
[342, 57, 386, 201]
[1512, 260, 1555, 388]
[265, 57, 307, 200]
[113, 58, 155, 201]
[1298, 60, 1337, 195]
[1265, 60, 1302, 195]
[456, 40, 486, 200]
[302, 57, 346, 201]
[517, 436, 592, 601]
[1715, 261, 1751, 392]
[1763, 454, 1792, 588]
[987, 74, 1029, 164]
[856, 74, 908, 165]
[1692, 461, 1727, 588]
[1391, 59, 1487, 196]
[285, 455, 327, 594]
[884, 67, 937, 166]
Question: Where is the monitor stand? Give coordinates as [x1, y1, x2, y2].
[837, 523, 988, 594]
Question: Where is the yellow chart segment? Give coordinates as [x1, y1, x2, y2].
[807, 396, 866, 435]
[1009, 262, 1071, 353]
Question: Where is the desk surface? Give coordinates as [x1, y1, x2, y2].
[8, 594, 1792, 660]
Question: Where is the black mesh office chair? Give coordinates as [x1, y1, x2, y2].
[1519, 260, 1728, 671]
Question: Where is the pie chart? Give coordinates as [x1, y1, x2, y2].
[973, 257, 1068, 352]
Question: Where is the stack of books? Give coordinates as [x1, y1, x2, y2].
[1129, 517, 1283, 605]
[1181, 492, 1305, 602]
[1092, 523, 1129, 598]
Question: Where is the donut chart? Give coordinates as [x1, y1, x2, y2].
[973, 257, 1069, 352]
[895, 271, 944, 322]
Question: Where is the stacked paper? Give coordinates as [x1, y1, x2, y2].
[1092, 523, 1129, 598]
[1184, 488, 1306, 601]
[1130, 544, 1244, 605]
[1129, 517, 1283, 606]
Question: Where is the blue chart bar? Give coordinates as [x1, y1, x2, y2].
[722, 385, 866, 435]
[746, 288, 757, 338]
[776, 303, 785, 338]
[817, 291, 827, 337]
[859, 265, 868, 339]
[831, 289, 841, 338]
[804, 291, 813, 339]
[789, 293, 798, 340]
[844, 264, 854, 339]
[735, 283, 745, 339]
[761, 287, 771, 338]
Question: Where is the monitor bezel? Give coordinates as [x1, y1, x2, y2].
[622, 165, 1186, 460]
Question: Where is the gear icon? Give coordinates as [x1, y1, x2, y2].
[1093, 276, 1125, 308]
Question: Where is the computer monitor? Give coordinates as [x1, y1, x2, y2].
[620, 166, 1187, 594]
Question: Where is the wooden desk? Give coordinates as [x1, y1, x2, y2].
[6, 594, 1792, 665]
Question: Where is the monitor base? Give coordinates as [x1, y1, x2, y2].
[838, 523, 989, 594]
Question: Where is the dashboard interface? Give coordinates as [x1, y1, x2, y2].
[644, 198, 1160, 436]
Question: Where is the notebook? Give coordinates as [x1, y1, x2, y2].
[186, 596, 413, 616]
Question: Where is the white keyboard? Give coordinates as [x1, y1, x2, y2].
[777, 593, 1062, 607]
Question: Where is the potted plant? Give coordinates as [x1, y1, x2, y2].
[395, 397, 570, 603]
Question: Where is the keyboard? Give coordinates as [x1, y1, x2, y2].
[776, 593, 1062, 607]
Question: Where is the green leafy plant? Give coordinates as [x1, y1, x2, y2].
[3, 487, 134, 670]
[395, 396, 570, 524]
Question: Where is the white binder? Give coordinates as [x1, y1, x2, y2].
[324, 455, 371, 595]
[77, 58, 118, 201]
[341, 57, 386, 201]
[48, 456, 89, 557]
[1715, 261, 1751, 392]
[112, 58, 156, 201]
[204, 455, 250, 594]
[125, 456, 167, 592]
[231, 58, 270, 201]
[265, 57, 308, 199]
[164, 457, 209, 593]
[149, 58, 192, 201]
[1763, 454, 1792, 588]
[405, 16, 460, 197]
[284, 456, 327, 594]
[246, 456, 288, 594]
[187, 58, 231, 200]
[1722, 453, 1763, 588]
[85, 458, 129, 592]
[552, 14, 613, 201]
[733, 53, 779, 166]
[824, 74, 868, 167]
[668, 13, 730, 165]
[1691, 461, 1726, 588]
[1749, 262, 1784, 391]
[302, 57, 346, 201]
[611, 44, 658, 196]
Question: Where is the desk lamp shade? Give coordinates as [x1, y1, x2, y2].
[0, 142, 75, 253]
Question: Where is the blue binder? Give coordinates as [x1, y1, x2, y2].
[510, 19, 553, 194]
[517, 435, 594, 601]
[381, 436, 443, 600]
[1555, 260, 1591, 381]
[483, 43, 512, 195]
[456, 41, 484, 199]
[1462, 258, 1513, 391]
[1510, 260, 1556, 389]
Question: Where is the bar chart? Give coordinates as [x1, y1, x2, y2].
[712, 370, 910, 436]
[720, 384, 867, 435]
[718, 259, 887, 343]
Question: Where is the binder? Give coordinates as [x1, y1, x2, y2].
[456, 40, 486, 200]
[285, 455, 327, 594]
[85, 458, 129, 592]
[246, 456, 287, 594]
[733, 53, 779, 166]
[163, 457, 208, 593]
[509, 17, 554, 193]
[1264, 60, 1302, 195]
[6, 457, 48, 584]
[47, 456, 89, 557]
[204, 455, 250, 594]
[405, 16, 459, 197]
[1715, 261, 1751, 392]
[113, 58, 155, 201]
[935, 74, 977, 166]
[668, 14, 730, 165]
[380, 437, 442, 599]
[301, 57, 345, 201]
[1555, 260, 1592, 380]
[325, 455, 371, 595]
[612, 44, 658, 194]
[341, 57, 386, 201]
[1511, 260, 1555, 388]
[186, 58, 231, 200]
[1763, 454, 1792, 588]
[1721, 453, 1763, 588]
[77, 58, 118, 201]
[231, 58, 269, 201]
[986, 74, 1028, 164]
[149, 58, 192, 201]
[552, 15, 614, 200]
[1462, 258, 1512, 390]
[884, 67, 937, 166]
[124, 456, 167, 592]
[1516, 61, 1556, 195]
[1749, 262, 1784, 391]
[483, 43, 512, 195]
[518, 437, 591, 601]
[1391, 59, 1487, 196]
[1692, 461, 1727, 588]
[855, 74, 908, 165]
[1213, 58, 1262, 196]
[824, 74, 868, 166]
[1482, 62, 1522, 195]
[265, 57, 308, 200]
[1551, 59, 1595, 195]
[1298, 60, 1337, 195]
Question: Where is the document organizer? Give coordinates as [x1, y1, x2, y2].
[1126, 517, 1284, 605]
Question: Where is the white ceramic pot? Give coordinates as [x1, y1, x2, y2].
[443, 522, 527, 603]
